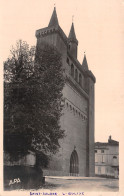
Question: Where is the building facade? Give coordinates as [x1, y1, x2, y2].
[36, 7, 96, 176]
[95, 136, 119, 178]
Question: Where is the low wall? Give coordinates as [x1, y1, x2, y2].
[4, 165, 44, 190]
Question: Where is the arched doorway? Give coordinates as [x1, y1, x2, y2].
[70, 150, 79, 176]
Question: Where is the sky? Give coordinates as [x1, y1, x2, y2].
[0, 0, 124, 143]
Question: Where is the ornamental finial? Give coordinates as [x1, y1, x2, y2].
[72, 15, 74, 23]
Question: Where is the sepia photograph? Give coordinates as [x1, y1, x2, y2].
[0, 0, 124, 195]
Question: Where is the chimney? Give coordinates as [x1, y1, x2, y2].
[108, 135, 112, 143]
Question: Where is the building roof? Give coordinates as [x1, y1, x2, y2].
[48, 7, 59, 27]
[108, 139, 119, 145]
[95, 136, 119, 147]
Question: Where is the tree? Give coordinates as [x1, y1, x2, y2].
[4, 40, 65, 164]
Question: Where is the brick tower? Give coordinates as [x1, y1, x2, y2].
[35, 7, 96, 176]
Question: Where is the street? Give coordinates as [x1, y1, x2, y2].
[43, 176, 119, 192]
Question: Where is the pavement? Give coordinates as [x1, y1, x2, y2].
[43, 176, 119, 192]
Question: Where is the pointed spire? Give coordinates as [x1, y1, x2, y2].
[82, 52, 89, 70]
[68, 22, 77, 41]
[48, 7, 59, 27]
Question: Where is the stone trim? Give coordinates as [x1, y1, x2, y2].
[65, 99, 87, 121]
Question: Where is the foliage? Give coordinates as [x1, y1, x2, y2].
[4, 40, 65, 163]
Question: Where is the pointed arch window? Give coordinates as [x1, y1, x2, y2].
[75, 69, 78, 82]
[70, 150, 79, 176]
[79, 73, 82, 86]
[71, 64, 74, 77]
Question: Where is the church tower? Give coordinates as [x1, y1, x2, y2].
[35, 7, 96, 177]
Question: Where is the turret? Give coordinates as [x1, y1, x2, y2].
[82, 53, 89, 71]
[68, 23, 78, 59]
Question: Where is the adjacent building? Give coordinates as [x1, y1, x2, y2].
[95, 136, 119, 178]
[36, 7, 96, 176]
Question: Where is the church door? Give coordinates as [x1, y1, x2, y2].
[70, 150, 79, 176]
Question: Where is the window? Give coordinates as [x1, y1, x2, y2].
[102, 155, 104, 163]
[98, 166, 101, 174]
[102, 155, 105, 163]
[79, 73, 82, 86]
[95, 156, 98, 163]
[113, 156, 117, 159]
[101, 150, 104, 153]
[66, 57, 70, 65]
[95, 150, 97, 153]
[71, 64, 74, 77]
[75, 69, 78, 81]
